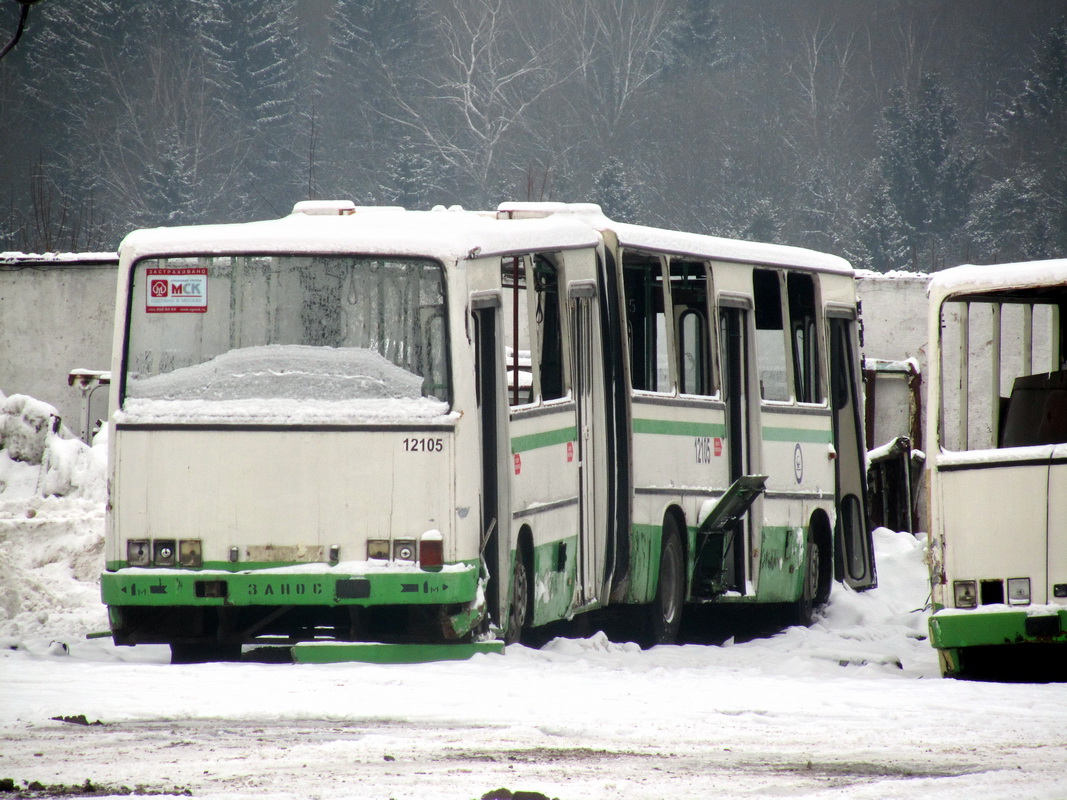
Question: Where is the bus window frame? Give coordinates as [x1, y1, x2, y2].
[120, 251, 454, 411]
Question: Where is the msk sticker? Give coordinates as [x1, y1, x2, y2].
[146, 267, 208, 313]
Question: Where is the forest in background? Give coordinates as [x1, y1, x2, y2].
[1, 0, 1065, 272]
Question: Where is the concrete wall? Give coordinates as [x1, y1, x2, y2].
[0, 255, 118, 439]
[856, 270, 931, 450]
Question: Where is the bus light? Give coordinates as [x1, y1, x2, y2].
[127, 539, 150, 567]
[178, 539, 202, 568]
[420, 531, 443, 569]
[367, 539, 389, 560]
[1007, 577, 1031, 605]
[953, 580, 977, 609]
[153, 539, 177, 567]
[394, 540, 416, 562]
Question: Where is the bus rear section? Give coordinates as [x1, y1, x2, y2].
[103, 238, 486, 662]
[927, 260, 1067, 680]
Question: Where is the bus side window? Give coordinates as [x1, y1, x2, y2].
[532, 256, 565, 400]
[753, 269, 792, 402]
[502, 256, 533, 406]
[623, 252, 671, 392]
[672, 259, 714, 396]
[787, 273, 822, 404]
[502, 253, 566, 406]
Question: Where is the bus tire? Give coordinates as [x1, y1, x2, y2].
[645, 523, 684, 647]
[790, 530, 822, 627]
[504, 551, 530, 645]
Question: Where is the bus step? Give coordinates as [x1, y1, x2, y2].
[291, 641, 505, 664]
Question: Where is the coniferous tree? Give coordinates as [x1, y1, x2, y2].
[380, 136, 442, 209]
[876, 74, 976, 269]
[975, 22, 1067, 263]
[592, 157, 640, 223]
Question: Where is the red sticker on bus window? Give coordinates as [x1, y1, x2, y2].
[567, 441, 574, 462]
[714, 437, 722, 457]
[146, 267, 207, 313]
[514, 453, 521, 475]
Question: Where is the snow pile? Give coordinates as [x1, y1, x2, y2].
[0, 496, 107, 647]
[0, 394, 107, 501]
[525, 528, 935, 679]
[0, 393, 109, 648]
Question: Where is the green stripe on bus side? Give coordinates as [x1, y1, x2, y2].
[761, 426, 832, 444]
[511, 426, 577, 453]
[632, 419, 727, 438]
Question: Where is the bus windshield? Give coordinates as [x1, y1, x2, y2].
[124, 255, 450, 410]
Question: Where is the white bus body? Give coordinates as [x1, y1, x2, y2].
[102, 202, 874, 662]
[927, 260, 1067, 679]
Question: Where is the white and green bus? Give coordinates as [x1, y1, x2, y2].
[926, 260, 1067, 680]
[102, 201, 875, 663]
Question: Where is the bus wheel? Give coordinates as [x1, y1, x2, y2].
[790, 531, 821, 627]
[645, 524, 684, 647]
[504, 552, 530, 645]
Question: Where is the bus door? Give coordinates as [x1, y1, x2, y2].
[718, 305, 753, 592]
[472, 296, 512, 628]
[828, 315, 877, 589]
[570, 281, 601, 605]
[1048, 444, 1067, 606]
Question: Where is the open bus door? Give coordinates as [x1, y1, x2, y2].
[829, 315, 877, 589]
[472, 296, 513, 632]
[718, 305, 755, 593]
[569, 280, 606, 608]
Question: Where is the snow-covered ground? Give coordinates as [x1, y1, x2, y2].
[2, 396, 1066, 799]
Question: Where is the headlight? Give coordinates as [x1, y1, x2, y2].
[393, 540, 416, 562]
[153, 539, 177, 567]
[953, 580, 977, 609]
[179, 539, 202, 568]
[1007, 577, 1031, 605]
[127, 539, 150, 567]
[367, 539, 389, 560]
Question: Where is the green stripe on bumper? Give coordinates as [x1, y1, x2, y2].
[929, 608, 1067, 649]
[292, 641, 504, 663]
[101, 564, 479, 607]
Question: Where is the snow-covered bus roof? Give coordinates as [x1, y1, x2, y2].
[0, 252, 118, 266]
[119, 204, 601, 264]
[119, 200, 855, 276]
[497, 202, 854, 275]
[929, 259, 1067, 306]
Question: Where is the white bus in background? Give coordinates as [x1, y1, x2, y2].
[101, 201, 875, 663]
[926, 260, 1067, 680]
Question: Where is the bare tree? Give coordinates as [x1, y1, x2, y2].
[386, 0, 568, 202]
[557, 0, 679, 148]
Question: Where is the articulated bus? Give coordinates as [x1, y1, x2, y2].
[102, 201, 875, 663]
[927, 260, 1067, 680]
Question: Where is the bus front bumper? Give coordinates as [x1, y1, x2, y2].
[929, 606, 1067, 650]
[100, 562, 481, 609]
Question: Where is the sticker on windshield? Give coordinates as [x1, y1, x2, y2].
[146, 267, 208, 313]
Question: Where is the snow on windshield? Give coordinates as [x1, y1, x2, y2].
[127, 344, 425, 402]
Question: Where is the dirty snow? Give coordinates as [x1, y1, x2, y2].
[1, 398, 1066, 799]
